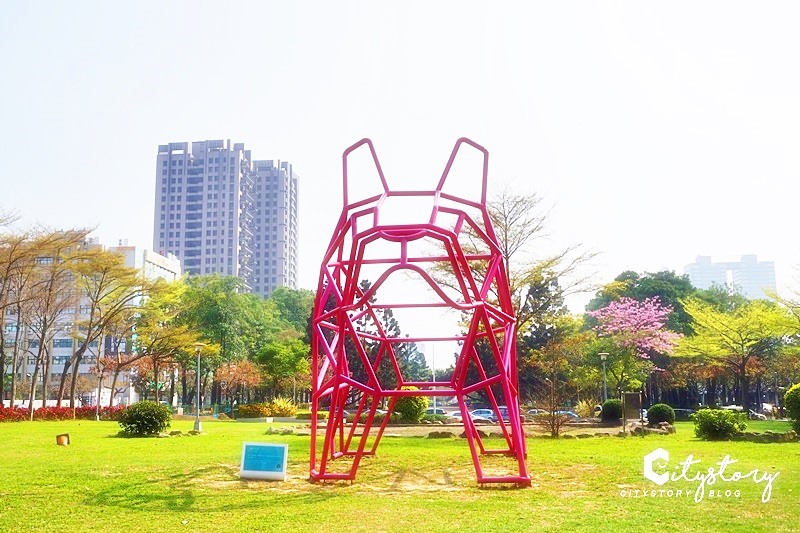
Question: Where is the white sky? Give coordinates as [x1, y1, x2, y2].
[2, 1, 799, 323]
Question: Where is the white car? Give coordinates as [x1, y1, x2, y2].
[448, 410, 490, 423]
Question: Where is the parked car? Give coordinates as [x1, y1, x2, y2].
[497, 405, 512, 422]
[448, 411, 489, 423]
[425, 408, 447, 416]
[470, 408, 497, 422]
[672, 408, 695, 421]
[721, 405, 744, 411]
[553, 410, 579, 419]
[526, 408, 548, 417]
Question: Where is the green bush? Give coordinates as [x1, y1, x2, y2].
[238, 403, 272, 418]
[600, 399, 622, 422]
[421, 414, 449, 423]
[268, 397, 297, 417]
[118, 401, 171, 436]
[346, 411, 401, 424]
[647, 404, 675, 426]
[691, 409, 747, 440]
[785, 383, 800, 433]
[393, 387, 428, 423]
[296, 411, 328, 420]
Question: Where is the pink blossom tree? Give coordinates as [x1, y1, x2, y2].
[587, 297, 681, 392]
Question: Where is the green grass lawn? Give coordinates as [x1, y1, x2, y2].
[0, 419, 798, 532]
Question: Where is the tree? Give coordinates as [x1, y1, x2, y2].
[215, 359, 262, 406]
[56, 249, 151, 411]
[677, 297, 792, 411]
[24, 231, 87, 417]
[432, 188, 596, 333]
[586, 270, 697, 334]
[0, 229, 80, 405]
[102, 306, 137, 407]
[529, 320, 592, 436]
[256, 330, 309, 398]
[180, 275, 283, 405]
[181, 275, 279, 362]
[0, 230, 35, 404]
[134, 280, 207, 403]
[430, 189, 595, 405]
[269, 286, 314, 336]
[587, 297, 681, 393]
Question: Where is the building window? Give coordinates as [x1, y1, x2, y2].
[53, 338, 73, 348]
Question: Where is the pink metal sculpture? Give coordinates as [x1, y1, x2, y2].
[310, 138, 530, 486]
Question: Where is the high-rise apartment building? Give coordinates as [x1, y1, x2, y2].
[153, 139, 298, 297]
[684, 255, 776, 300]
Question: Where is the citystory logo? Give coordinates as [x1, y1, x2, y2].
[618, 448, 780, 503]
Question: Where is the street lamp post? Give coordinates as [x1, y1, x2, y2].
[193, 343, 206, 432]
[599, 352, 609, 402]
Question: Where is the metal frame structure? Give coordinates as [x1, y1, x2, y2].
[310, 138, 530, 486]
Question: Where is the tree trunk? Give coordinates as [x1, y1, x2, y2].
[0, 318, 9, 403]
[58, 345, 85, 407]
[109, 367, 121, 408]
[739, 360, 749, 411]
[169, 369, 176, 407]
[181, 366, 187, 406]
[27, 365, 40, 421]
[153, 360, 160, 403]
[27, 344, 47, 420]
[41, 346, 51, 404]
[9, 310, 24, 406]
[9, 353, 17, 406]
[68, 350, 85, 414]
[0, 348, 5, 405]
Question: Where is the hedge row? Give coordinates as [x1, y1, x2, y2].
[0, 405, 126, 422]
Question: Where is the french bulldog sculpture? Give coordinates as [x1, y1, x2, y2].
[310, 138, 530, 486]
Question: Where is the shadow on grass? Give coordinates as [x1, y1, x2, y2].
[85, 464, 344, 513]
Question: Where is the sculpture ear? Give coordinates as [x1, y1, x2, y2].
[434, 137, 488, 205]
[342, 138, 389, 208]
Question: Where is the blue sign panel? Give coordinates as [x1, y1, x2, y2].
[240, 442, 288, 481]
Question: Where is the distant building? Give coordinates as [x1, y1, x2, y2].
[684, 255, 776, 300]
[110, 240, 181, 283]
[152, 139, 299, 298]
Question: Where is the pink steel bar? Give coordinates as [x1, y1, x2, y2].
[310, 138, 531, 487]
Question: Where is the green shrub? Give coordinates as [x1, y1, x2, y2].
[421, 414, 449, 423]
[394, 387, 428, 423]
[268, 397, 297, 417]
[785, 383, 800, 433]
[600, 399, 622, 422]
[345, 411, 400, 424]
[296, 411, 328, 420]
[647, 404, 675, 426]
[238, 403, 272, 418]
[118, 401, 171, 436]
[691, 409, 747, 440]
[575, 399, 600, 418]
